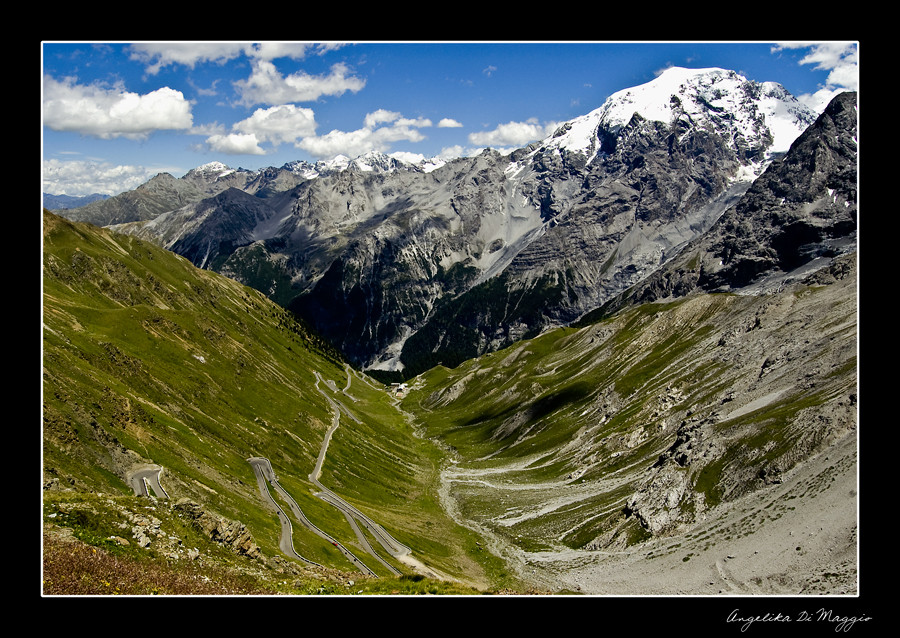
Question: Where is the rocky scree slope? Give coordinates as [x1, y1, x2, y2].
[396, 89, 858, 594]
[298, 68, 820, 374]
[405, 249, 857, 595]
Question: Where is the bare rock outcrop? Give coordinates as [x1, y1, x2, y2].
[174, 498, 262, 560]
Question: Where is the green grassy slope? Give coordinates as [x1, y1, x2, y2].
[402, 259, 857, 554]
[41, 209, 856, 595]
[41, 210, 515, 594]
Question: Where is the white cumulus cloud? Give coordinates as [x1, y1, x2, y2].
[237, 104, 317, 144]
[245, 42, 337, 62]
[772, 42, 859, 113]
[468, 118, 559, 148]
[128, 43, 249, 74]
[42, 158, 166, 196]
[205, 103, 319, 156]
[128, 42, 348, 73]
[206, 133, 266, 155]
[437, 145, 466, 160]
[43, 76, 194, 140]
[234, 60, 366, 107]
[297, 109, 433, 159]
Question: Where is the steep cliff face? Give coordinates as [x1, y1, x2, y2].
[305, 73, 819, 374]
[289, 149, 550, 370]
[696, 90, 858, 291]
[591, 90, 858, 318]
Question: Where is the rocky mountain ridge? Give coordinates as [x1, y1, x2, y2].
[54, 153, 446, 229]
[56, 67, 839, 378]
[534, 66, 813, 167]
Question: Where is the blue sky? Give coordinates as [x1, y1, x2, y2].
[41, 41, 859, 197]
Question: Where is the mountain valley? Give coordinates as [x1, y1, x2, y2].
[43, 67, 860, 598]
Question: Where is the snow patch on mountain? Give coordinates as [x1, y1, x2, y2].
[277, 151, 446, 181]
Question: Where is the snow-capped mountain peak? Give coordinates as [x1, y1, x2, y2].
[600, 67, 741, 131]
[280, 152, 433, 180]
[185, 161, 246, 180]
[540, 66, 818, 170]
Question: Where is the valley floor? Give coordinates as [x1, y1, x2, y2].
[462, 430, 859, 596]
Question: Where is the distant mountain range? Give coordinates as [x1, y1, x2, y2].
[43, 192, 109, 210]
[51, 67, 855, 382]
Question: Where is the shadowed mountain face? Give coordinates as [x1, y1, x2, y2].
[696, 91, 858, 288]
[287, 75, 829, 376]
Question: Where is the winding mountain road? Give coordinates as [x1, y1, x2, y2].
[128, 466, 168, 498]
[248, 456, 321, 566]
[311, 370, 410, 573]
[246, 367, 413, 577]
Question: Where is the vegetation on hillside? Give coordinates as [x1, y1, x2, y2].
[41, 209, 855, 596]
[401, 263, 856, 554]
[41, 210, 523, 595]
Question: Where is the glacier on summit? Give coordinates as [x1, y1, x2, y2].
[538, 67, 815, 173]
